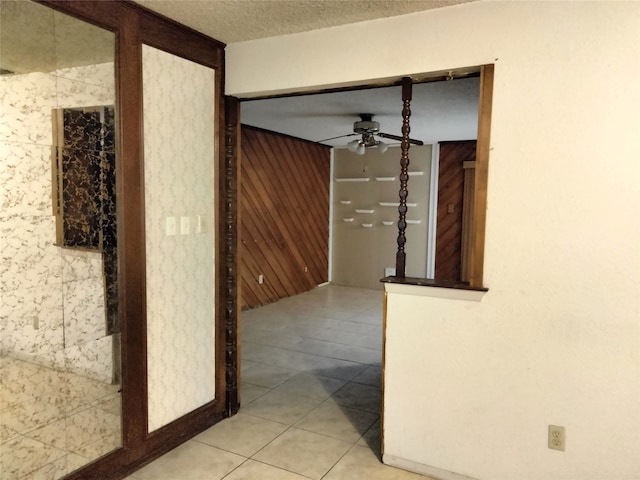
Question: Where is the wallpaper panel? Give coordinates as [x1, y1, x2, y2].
[142, 45, 216, 432]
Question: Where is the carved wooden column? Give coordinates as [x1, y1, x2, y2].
[395, 77, 413, 278]
[224, 96, 240, 415]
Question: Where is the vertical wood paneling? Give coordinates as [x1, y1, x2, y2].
[240, 126, 330, 309]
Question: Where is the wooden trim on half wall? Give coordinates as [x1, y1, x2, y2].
[469, 64, 494, 289]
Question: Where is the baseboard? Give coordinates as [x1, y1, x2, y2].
[382, 455, 478, 480]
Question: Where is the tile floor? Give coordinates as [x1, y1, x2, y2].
[0, 356, 121, 479]
[127, 285, 434, 480]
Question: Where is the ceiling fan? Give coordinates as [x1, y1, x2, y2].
[319, 113, 424, 155]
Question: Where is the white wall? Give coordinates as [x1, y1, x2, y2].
[226, 2, 640, 479]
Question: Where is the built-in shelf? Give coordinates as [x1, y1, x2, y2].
[406, 219, 422, 224]
[335, 177, 370, 182]
[408, 171, 424, 176]
[339, 200, 351, 205]
[382, 221, 394, 226]
[362, 223, 373, 228]
[342, 218, 354, 222]
[375, 176, 396, 182]
[355, 209, 374, 214]
[379, 202, 417, 207]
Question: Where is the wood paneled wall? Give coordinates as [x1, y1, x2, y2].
[435, 140, 477, 282]
[240, 125, 331, 309]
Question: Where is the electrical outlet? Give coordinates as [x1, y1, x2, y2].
[548, 425, 565, 451]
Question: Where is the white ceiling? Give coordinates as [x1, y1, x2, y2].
[241, 77, 480, 148]
[132, 0, 481, 147]
[134, 0, 475, 45]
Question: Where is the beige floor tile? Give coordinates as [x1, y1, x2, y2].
[273, 373, 347, 400]
[222, 459, 309, 480]
[241, 360, 300, 389]
[324, 445, 433, 480]
[239, 382, 270, 405]
[253, 427, 351, 480]
[2, 396, 67, 434]
[0, 435, 67, 479]
[23, 452, 89, 480]
[329, 382, 381, 414]
[27, 405, 120, 452]
[240, 390, 320, 425]
[0, 424, 19, 443]
[357, 418, 381, 450]
[193, 413, 288, 457]
[134, 441, 245, 480]
[352, 365, 382, 388]
[295, 403, 378, 443]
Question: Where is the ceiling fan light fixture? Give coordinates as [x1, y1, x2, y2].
[377, 141, 389, 153]
[347, 139, 360, 152]
[356, 143, 366, 155]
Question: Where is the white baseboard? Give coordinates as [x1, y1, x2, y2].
[383, 455, 478, 480]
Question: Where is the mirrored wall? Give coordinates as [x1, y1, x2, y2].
[0, 1, 121, 478]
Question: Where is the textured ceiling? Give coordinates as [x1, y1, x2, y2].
[134, 0, 474, 44]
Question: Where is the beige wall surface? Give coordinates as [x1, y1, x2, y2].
[226, 2, 640, 480]
[331, 145, 431, 290]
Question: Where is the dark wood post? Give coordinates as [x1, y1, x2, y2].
[224, 96, 240, 416]
[395, 77, 413, 278]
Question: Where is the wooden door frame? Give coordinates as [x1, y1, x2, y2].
[36, 2, 234, 478]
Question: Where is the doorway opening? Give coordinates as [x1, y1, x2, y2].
[230, 70, 486, 470]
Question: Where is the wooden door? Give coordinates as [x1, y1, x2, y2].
[435, 140, 476, 282]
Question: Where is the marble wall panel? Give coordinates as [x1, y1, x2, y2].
[56, 63, 115, 94]
[1, 62, 115, 380]
[0, 283, 64, 368]
[0, 72, 56, 146]
[63, 277, 105, 348]
[56, 74, 113, 110]
[0, 214, 62, 292]
[0, 141, 52, 217]
[61, 249, 103, 283]
[63, 335, 112, 383]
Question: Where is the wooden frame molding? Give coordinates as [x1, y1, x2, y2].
[224, 96, 241, 415]
[35, 2, 231, 478]
[468, 64, 494, 289]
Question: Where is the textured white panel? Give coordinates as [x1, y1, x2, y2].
[142, 45, 216, 432]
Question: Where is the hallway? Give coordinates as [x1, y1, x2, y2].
[128, 285, 433, 479]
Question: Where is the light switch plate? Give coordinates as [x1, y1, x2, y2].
[166, 217, 177, 236]
[180, 216, 190, 235]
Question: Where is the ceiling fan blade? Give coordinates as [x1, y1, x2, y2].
[377, 132, 424, 146]
[317, 132, 358, 142]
